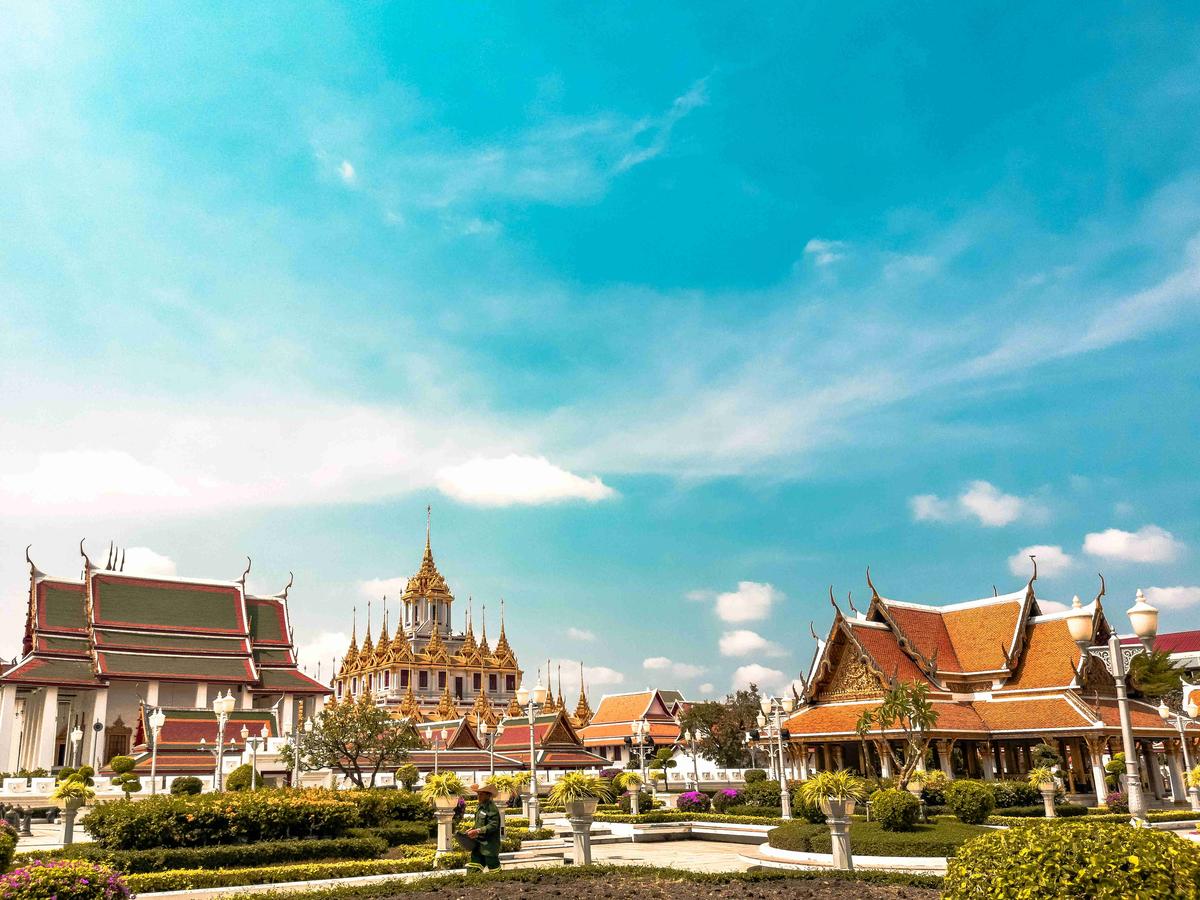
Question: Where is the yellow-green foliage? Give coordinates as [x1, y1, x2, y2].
[944, 821, 1200, 898]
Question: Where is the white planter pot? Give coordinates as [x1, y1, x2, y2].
[432, 794, 460, 810]
[565, 797, 599, 820]
[818, 797, 856, 818]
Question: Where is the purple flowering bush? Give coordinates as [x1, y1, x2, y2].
[0, 859, 130, 900]
[1104, 790, 1128, 813]
[675, 790, 711, 813]
[0, 823, 16, 873]
[711, 788, 742, 813]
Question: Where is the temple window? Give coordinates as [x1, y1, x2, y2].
[401, 670, 409, 687]
[455, 676, 463, 699]
[438, 671, 446, 689]
[473, 673, 482, 690]
[489, 674, 498, 692]
[505, 674, 515, 692]
[418, 671, 428, 689]
[383, 671, 390, 687]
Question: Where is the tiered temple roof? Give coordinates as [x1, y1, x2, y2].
[579, 689, 682, 748]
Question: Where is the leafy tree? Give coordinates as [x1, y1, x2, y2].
[648, 747, 677, 774]
[396, 764, 419, 791]
[225, 763, 265, 791]
[677, 686, 764, 768]
[278, 692, 421, 788]
[109, 755, 141, 798]
[1031, 742, 1062, 768]
[1129, 650, 1182, 699]
[855, 680, 938, 788]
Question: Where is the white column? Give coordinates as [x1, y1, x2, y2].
[0, 685, 18, 772]
[195, 683, 208, 708]
[34, 686, 60, 770]
[1144, 746, 1164, 800]
[240, 687, 253, 710]
[876, 742, 892, 778]
[280, 694, 295, 734]
[83, 689, 108, 770]
[937, 741, 955, 779]
[1085, 738, 1108, 806]
[145, 680, 159, 707]
[1166, 747, 1186, 803]
[979, 745, 995, 781]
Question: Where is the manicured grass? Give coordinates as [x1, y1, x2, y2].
[769, 820, 991, 857]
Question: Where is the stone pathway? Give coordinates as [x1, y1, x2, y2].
[584, 840, 753, 873]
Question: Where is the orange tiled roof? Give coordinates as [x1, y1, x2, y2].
[972, 696, 1094, 732]
[785, 700, 988, 737]
[942, 601, 1022, 672]
[848, 622, 931, 685]
[579, 721, 679, 745]
[588, 692, 654, 725]
[1000, 618, 1081, 690]
[1088, 698, 1179, 734]
[884, 606, 963, 672]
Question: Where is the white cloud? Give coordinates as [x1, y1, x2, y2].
[883, 253, 937, 280]
[1143, 586, 1200, 611]
[338, 160, 356, 183]
[698, 682, 714, 695]
[0, 449, 186, 507]
[685, 589, 713, 602]
[1037, 599, 1069, 614]
[358, 577, 408, 599]
[581, 665, 624, 686]
[719, 629, 785, 657]
[731, 663, 786, 692]
[120, 546, 177, 577]
[296, 630, 349, 671]
[642, 657, 705, 678]
[1008, 545, 1074, 578]
[911, 481, 1032, 527]
[1083, 525, 1184, 563]
[715, 581, 781, 623]
[566, 627, 596, 641]
[615, 78, 709, 172]
[804, 238, 847, 266]
[435, 454, 614, 506]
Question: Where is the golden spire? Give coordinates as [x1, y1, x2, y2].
[399, 684, 421, 720]
[435, 684, 458, 720]
[493, 598, 515, 665]
[360, 599, 374, 657]
[403, 506, 453, 607]
[470, 685, 497, 727]
[574, 661, 593, 727]
[478, 603, 491, 656]
[544, 658, 557, 711]
[341, 606, 359, 672]
[506, 695, 522, 717]
[460, 597, 478, 656]
[373, 597, 391, 661]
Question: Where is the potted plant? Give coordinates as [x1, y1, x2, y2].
[1027, 766, 1058, 818]
[50, 773, 95, 846]
[614, 771, 645, 814]
[484, 773, 517, 806]
[547, 772, 614, 866]
[1188, 765, 1200, 812]
[797, 769, 867, 871]
[420, 771, 467, 810]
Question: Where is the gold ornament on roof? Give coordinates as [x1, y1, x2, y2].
[398, 684, 422, 720]
[435, 685, 458, 720]
[402, 507, 454, 606]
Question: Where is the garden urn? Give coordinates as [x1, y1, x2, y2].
[432, 798, 458, 855]
[565, 798, 599, 865]
[55, 795, 86, 846]
[818, 798, 855, 871]
[1190, 786, 1200, 813]
[1039, 783, 1056, 818]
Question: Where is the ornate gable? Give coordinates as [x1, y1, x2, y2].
[815, 639, 888, 702]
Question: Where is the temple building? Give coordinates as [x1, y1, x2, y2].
[0, 544, 329, 774]
[780, 569, 1200, 805]
[579, 689, 684, 765]
[332, 513, 524, 723]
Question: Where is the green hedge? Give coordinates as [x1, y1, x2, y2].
[336, 789, 433, 826]
[124, 851, 468, 892]
[768, 821, 990, 857]
[81, 789, 360, 849]
[987, 809, 1200, 826]
[594, 811, 786, 825]
[14, 835, 388, 873]
[348, 823, 432, 846]
[944, 821, 1200, 898]
[990, 803, 1089, 818]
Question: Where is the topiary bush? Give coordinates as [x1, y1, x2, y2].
[989, 779, 1038, 808]
[675, 791, 711, 813]
[224, 764, 265, 792]
[743, 769, 767, 784]
[992, 803, 1089, 818]
[337, 789, 431, 826]
[944, 820, 1200, 898]
[0, 859, 130, 900]
[711, 788, 742, 813]
[169, 777, 202, 796]
[945, 780, 995, 825]
[395, 765, 419, 791]
[741, 779, 782, 808]
[791, 791, 826, 824]
[1104, 790, 1128, 813]
[870, 788, 921, 832]
[0, 822, 16, 873]
[107, 756, 140, 799]
[919, 770, 949, 806]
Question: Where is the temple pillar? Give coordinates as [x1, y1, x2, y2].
[1165, 744, 1186, 803]
[876, 742, 892, 778]
[1085, 737, 1108, 807]
[240, 688, 254, 710]
[797, 743, 809, 780]
[145, 680, 159, 707]
[0, 685, 18, 772]
[280, 694, 295, 735]
[195, 683, 208, 708]
[1144, 745, 1164, 801]
[84, 689, 108, 770]
[833, 745, 844, 769]
[1059, 739, 1076, 793]
[821, 744, 831, 771]
[936, 740, 955, 779]
[979, 744, 995, 781]
[34, 686, 59, 770]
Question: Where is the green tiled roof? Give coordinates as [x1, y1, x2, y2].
[97, 651, 253, 682]
[246, 597, 287, 643]
[94, 630, 248, 654]
[254, 667, 330, 694]
[253, 648, 293, 666]
[38, 581, 87, 632]
[92, 575, 245, 634]
[36, 635, 90, 655]
[2, 655, 98, 686]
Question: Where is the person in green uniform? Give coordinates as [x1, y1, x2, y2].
[465, 783, 502, 873]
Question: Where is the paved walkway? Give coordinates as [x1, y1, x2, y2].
[585, 840, 752, 873]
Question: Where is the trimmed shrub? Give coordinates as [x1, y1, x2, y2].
[870, 788, 920, 832]
[225, 764, 265, 791]
[743, 769, 768, 784]
[791, 791, 826, 824]
[616, 793, 663, 813]
[0, 823, 16, 873]
[725, 804, 784, 819]
[107, 756, 140, 798]
[16, 836, 387, 874]
[348, 823, 431, 846]
[764, 821, 827, 852]
[742, 779, 782, 808]
[945, 780, 995, 825]
[919, 770, 949, 806]
[711, 788, 743, 813]
[0, 859, 130, 900]
[1104, 790, 1128, 813]
[169, 776, 202, 796]
[770, 820, 988, 858]
[991, 803, 1088, 818]
[675, 791, 711, 813]
[989, 779, 1038, 808]
[336, 789, 432, 826]
[944, 820, 1200, 898]
[395, 765, 419, 791]
[81, 788, 359, 849]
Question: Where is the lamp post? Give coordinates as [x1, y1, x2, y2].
[211, 690, 236, 791]
[681, 727, 700, 788]
[479, 720, 505, 777]
[515, 678, 548, 829]
[1158, 700, 1199, 811]
[241, 723, 269, 790]
[148, 708, 165, 795]
[1066, 588, 1159, 821]
[69, 725, 84, 768]
[761, 695, 796, 820]
[293, 715, 313, 788]
[744, 731, 758, 770]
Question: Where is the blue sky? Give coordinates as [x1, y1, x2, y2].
[2, 2, 1199, 699]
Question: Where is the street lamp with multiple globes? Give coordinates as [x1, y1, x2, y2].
[240, 723, 269, 790]
[759, 695, 796, 819]
[1066, 586, 1159, 821]
[1158, 698, 1199, 810]
[211, 690, 237, 790]
[479, 719, 506, 777]
[148, 707, 166, 794]
[515, 678, 548, 829]
[293, 716, 314, 788]
[425, 726, 449, 774]
[680, 726, 701, 788]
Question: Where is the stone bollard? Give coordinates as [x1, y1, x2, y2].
[1189, 786, 1200, 813]
[61, 806, 77, 846]
[822, 799, 854, 872]
[433, 807, 456, 857]
[1040, 785, 1057, 818]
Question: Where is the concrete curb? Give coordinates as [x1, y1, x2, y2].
[740, 841, 948, 875]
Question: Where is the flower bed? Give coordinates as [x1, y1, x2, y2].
[81, 789, 360, 849]
[989, 803, 1088, 818]
[0, 859, 130, 900]
[768, 821, 990, 858]
[16, 836, 389, 874]
[594, 811, 786, 825]
[987, 809, 1200, 827]
[123, 851, 468, 893]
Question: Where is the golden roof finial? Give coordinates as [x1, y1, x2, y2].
[574, 660, 593, 727]
[425, 504, 433, 559]
[479, 603, 491, 655]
